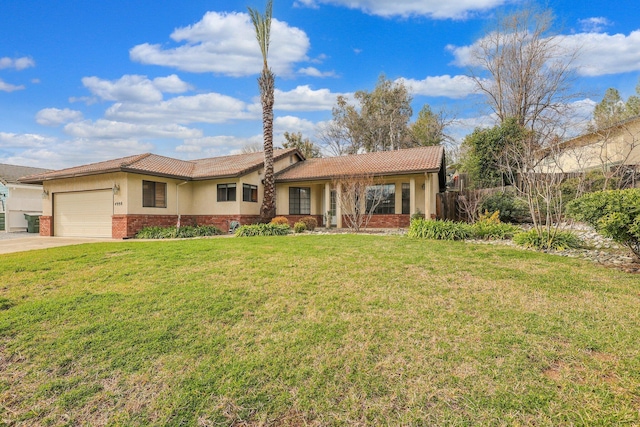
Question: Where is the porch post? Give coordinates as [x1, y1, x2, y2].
[324, 182, 331, 226]
[424, 173, 433, 219]
[336, 184, 342, 228]
[409, 177, 416, 215]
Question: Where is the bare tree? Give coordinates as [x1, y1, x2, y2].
[467, 6, 583, 246]
[469, 7, 579, 133]
[332, 175, 385, 232]
[248, 0, 276, 222]
[593, 119, 640, 189]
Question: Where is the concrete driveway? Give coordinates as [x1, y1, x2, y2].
[0, 232, 115, 255]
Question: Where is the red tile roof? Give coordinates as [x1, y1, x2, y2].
[276, 146, 444, 182]
[20, 146, 445, 184]
[19, 149, 302, 184]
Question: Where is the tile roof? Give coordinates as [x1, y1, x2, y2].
[19, 149, 301, 184]
[276, 146, 444, 182]
[0, 163, 52, 185]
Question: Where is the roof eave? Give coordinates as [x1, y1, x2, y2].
[275, 167, 442, 183]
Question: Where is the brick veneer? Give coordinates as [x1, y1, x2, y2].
[39, 216, 53, 236]
[112, 214, 262, 238]
[349, 214, 410, 229]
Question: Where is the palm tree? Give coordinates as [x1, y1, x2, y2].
[248, 0, 276, 222]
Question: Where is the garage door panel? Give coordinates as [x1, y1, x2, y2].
[54, 190, 112, 237]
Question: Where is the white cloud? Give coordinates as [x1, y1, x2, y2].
[130, 11, 310, 77]
[294, 0, 509, 19]
[449, 30, 640, 77]
[36, 108, 84, 126]
[1, 139, 155, 170]
[82, 74, 191, 103]
[0, 56, 35, 70]
[558, 31, 640, 76]
[274, 85, 351, 111]
[64, 119, 203, 140]
[578, 17, 612, 33]
[298, 67, 337, 78]
[105, 92, 256, 124]
[397, 75, 485, 99]
[176, 135, 263, 157]
[0, 132, 54, 148]
[274, 116, 319, 136]
[0, 79, 25, 92]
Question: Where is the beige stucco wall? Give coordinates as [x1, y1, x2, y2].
[545, 119, 640, 173]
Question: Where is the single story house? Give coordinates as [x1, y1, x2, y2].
[20, 145, 445, 238]
[1, 163, 51, 232]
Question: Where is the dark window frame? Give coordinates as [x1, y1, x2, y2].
[142, 180, 167, 208]
[367, 184, 396, 215]
[243, 184, 258, 202]
[402, 183, 410, 215]
[289, 187, 311, 215]
[217, 183, 237, 202]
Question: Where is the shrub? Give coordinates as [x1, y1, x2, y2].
[513, 229, 582, 251]
[135, 225, 222, 239]
[299, 216, 317, 231]
[270, 216, 290, 225]
[408, 219, 473, 240]
[566, 189, 640, 258]
[235, 223, 290, 237]
[294, 221, 307, 233]
[479, 192, 528, 223]
[472, 211, 521, 240]
[410, 210, 425, 221]
[560, 170, 618, 202]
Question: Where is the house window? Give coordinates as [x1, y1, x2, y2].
[367, 184, 395, 214]
[217, 183, 236, 202]
[402, 183, 410, 215]
[243, 184, 258, 202]
[142, 181, 167, 208]
[289, 187, 310, 215]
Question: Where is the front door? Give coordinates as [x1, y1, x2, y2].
[330, 190, 337, 226]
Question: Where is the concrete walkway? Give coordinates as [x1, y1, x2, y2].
[0, 233, 115, 255]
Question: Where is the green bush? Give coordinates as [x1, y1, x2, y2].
[235, 223, 290, 237]
[513, 229, 582, 251]
[293, 221, 307, 233]
[299, 216, 317, 231]
[479, 193, 528, 223]
[135, 225, 222, 239]
[566, 189, 640, 258]
[560, 170, 618, 202]
[472, 212, 521, 240]
[408, 219, 473, 240]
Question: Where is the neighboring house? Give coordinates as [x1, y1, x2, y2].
[20, 146, 445, 238]
[0, 163, 51, 232]
[542, 115, 640, 183]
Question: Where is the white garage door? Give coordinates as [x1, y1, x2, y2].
[54, 190, 113, 237]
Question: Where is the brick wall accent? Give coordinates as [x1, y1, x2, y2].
[39, 216, 53, 236]
[283, 215, 324, 227]
[342, 214, 410, 229]
[111, 214, 263, 238]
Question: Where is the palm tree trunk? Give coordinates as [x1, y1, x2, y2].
[259, 68, 276, 221]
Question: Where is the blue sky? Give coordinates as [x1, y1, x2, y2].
[1, 0, 639, 169]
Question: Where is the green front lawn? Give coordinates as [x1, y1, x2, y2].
[0, 235, 638, 425]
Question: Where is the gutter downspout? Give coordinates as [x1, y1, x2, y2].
[176, 181, 188, 228]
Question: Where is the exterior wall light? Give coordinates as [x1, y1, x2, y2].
[41, 190, 50, 199]
[112, 184, 120, 194]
